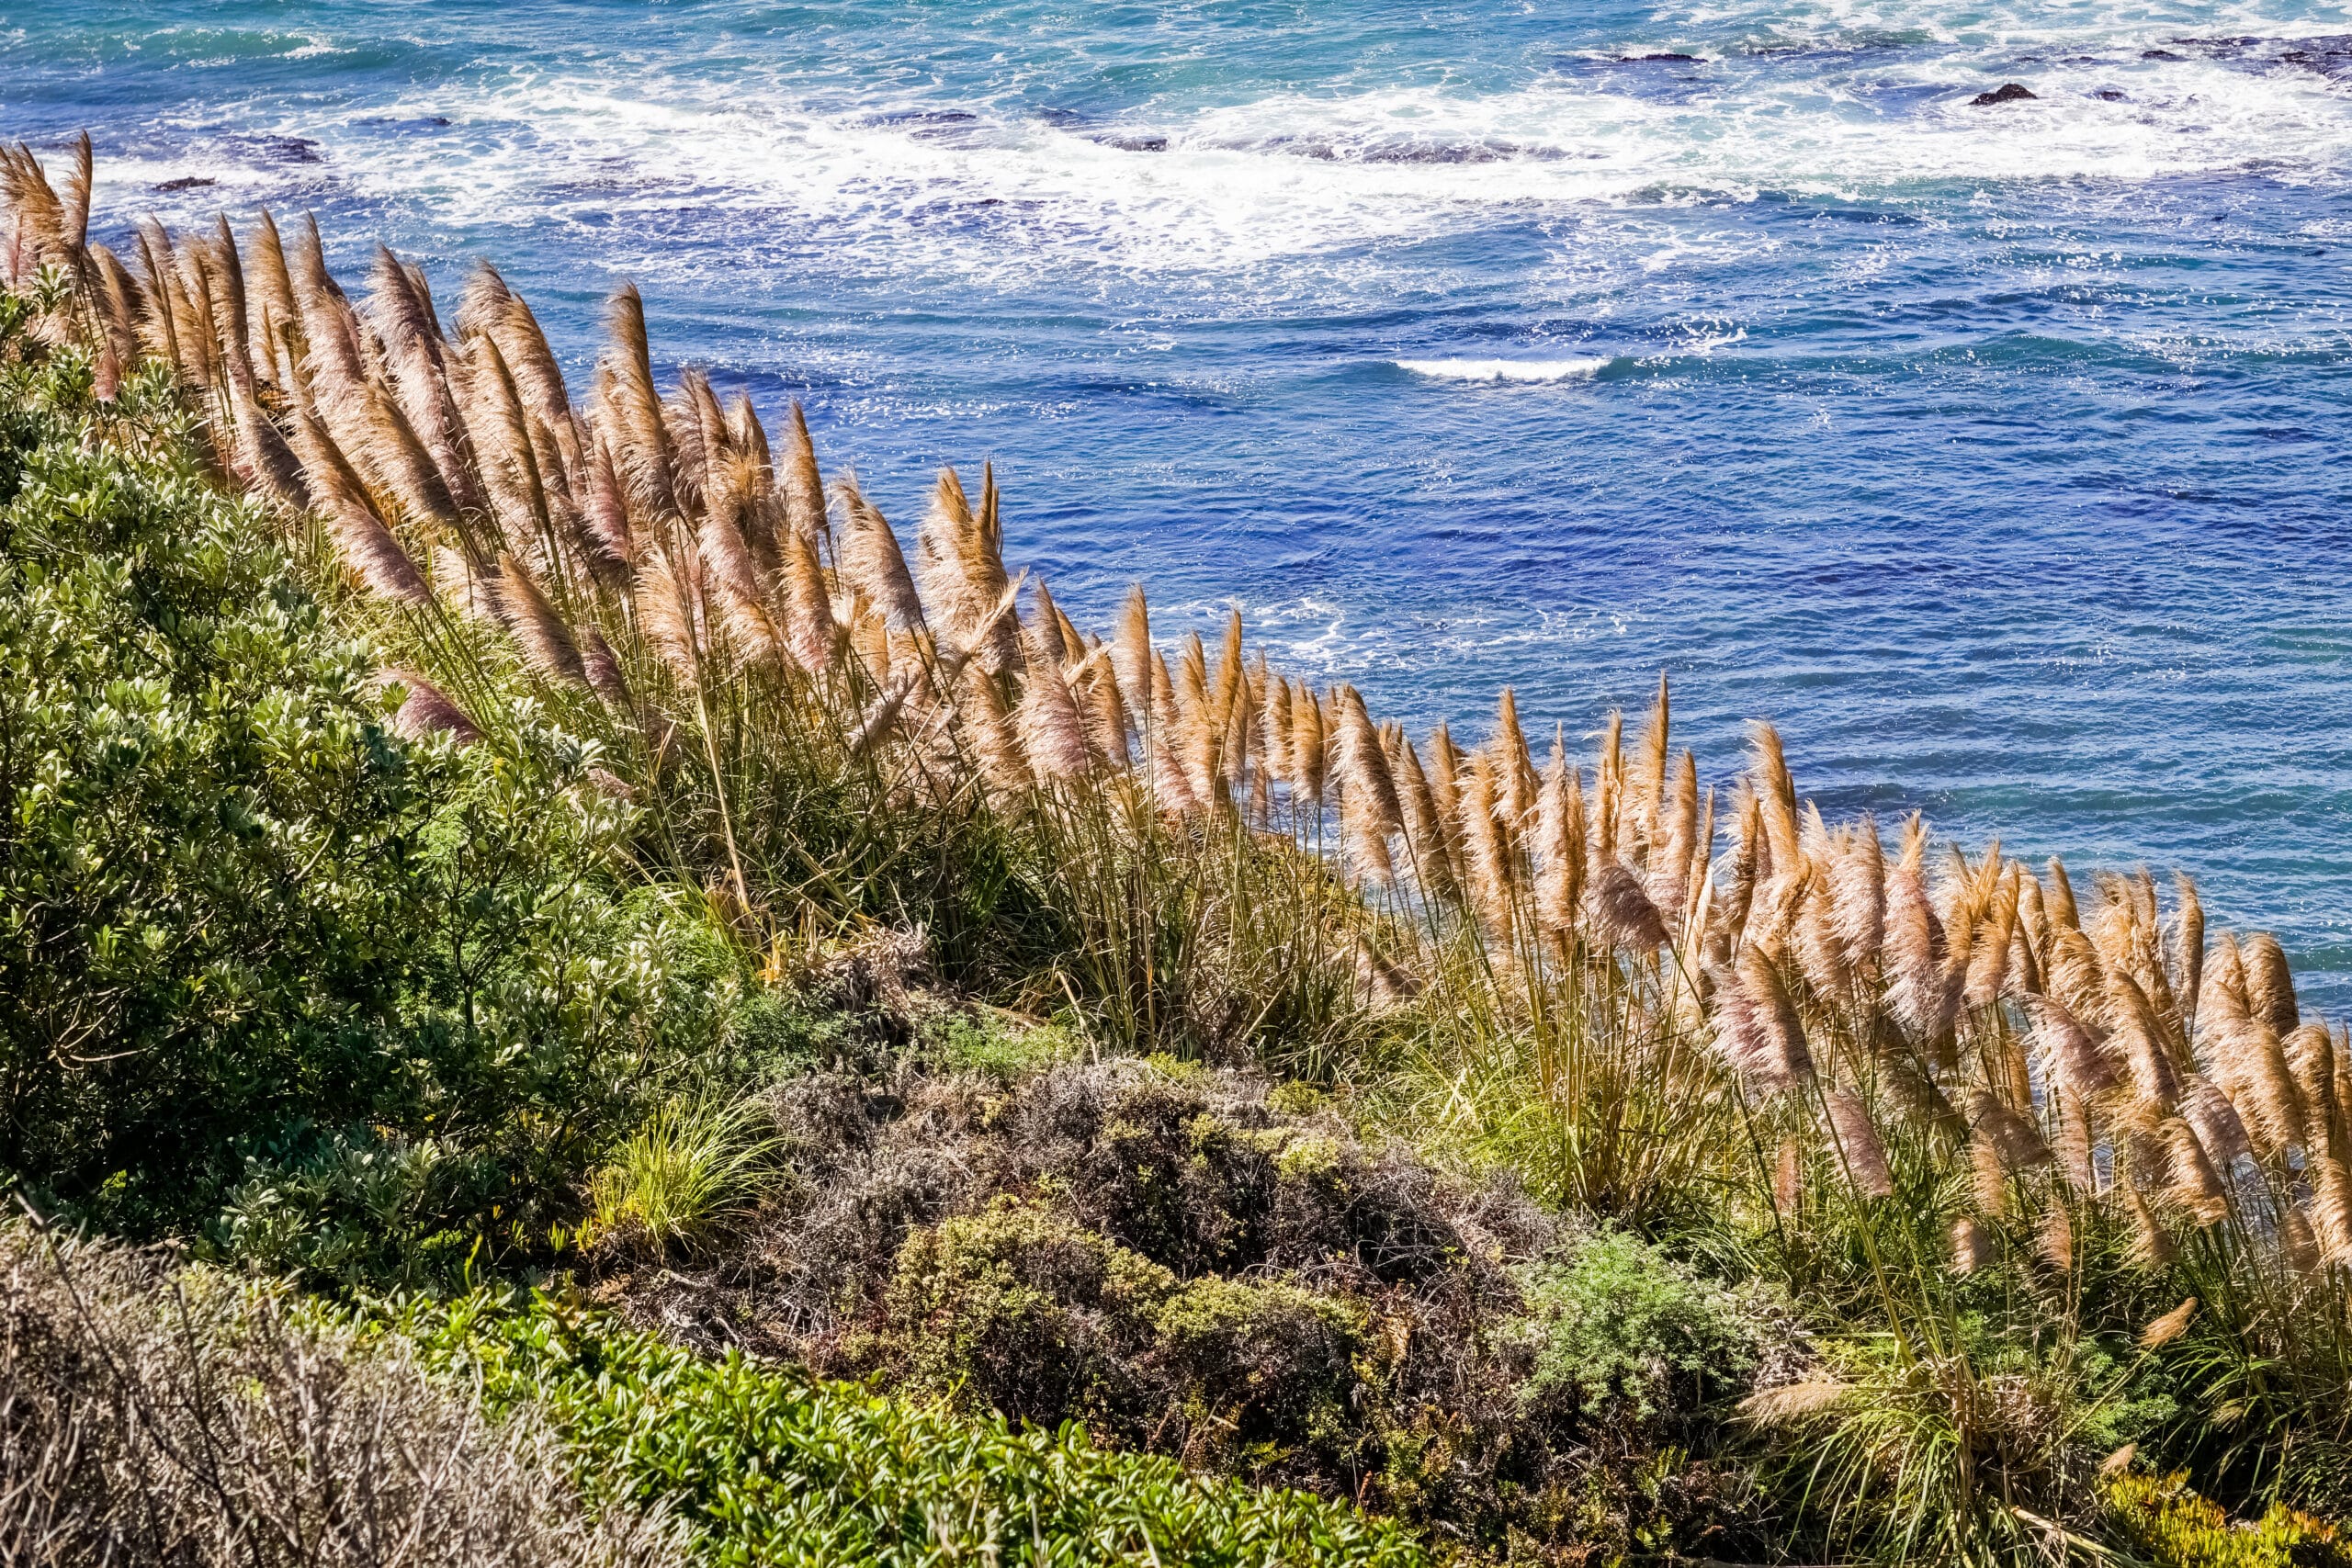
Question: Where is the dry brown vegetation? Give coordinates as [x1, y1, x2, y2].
[0, 1218, 679, 1568]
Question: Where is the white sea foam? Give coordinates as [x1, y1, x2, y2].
[1396, 357, 1614, 382]
[134, 0, 2352, 286]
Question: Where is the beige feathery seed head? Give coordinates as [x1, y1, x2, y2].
[1264, 673, 1295, 789]
[2244, 933, 2299, 1039]
[1173, 632, 1214, 788]
[784, 528, 840, 673]
[2045, 926, 2110, 1027]
[695, 491, 784, 668]
[1634, 671, 1671, 838]
[1772, 1137, 1803, 1216]
[1146, 658, 1203, 816]
[492, 553, 587, 686]
[1951, 1214, 1991, 1275]
[2178, 1075, 2252, 1170]
[1971, 1132, 2010, 1218]
[2139, 1297, 2197, 1350]
[2052, 1088, 2097, 1193]
[919, 466, 1019, 675]
[1743, 950, 1815, 1088]
[2046, 856, 2081, 931]
[958, 660, 1034, 796]
[1823, 1089, 1894, 1199]
[835, 477, 925, 630]
[846, 670, 920, 757]
[2099, 1445, 2139, 1482]
[2109, 972, 2183, 1111]
[634, 547, 705, 686]
[1533, 739, 1583, 942]
[1029, 580, 1072, 664]
[2036, 1203, 2075, 1271]
[385, 670, 482, 747]
[1971, 1091, 2052, 1175]
[288, 407, 434, 606]
[1656, 748, 1700, 923]
[2126, 1183, 2176, 1269]
[579, 436, 636, 574]
[779, 401, 829, 541]
[2205, 931, 2247, 1032]
[1079, 649, 1134, 770]
[2159, 1118, 2228, 1217]
[1112, 586, 1153, 721]
[1830, 813, 1886, 974]
[1017, 624, 1092, 780]
[724, 390, 772, 476]
[2221, 1016, 2309, 1159]
[1295, 684, 1329, 806]
[2024, 994, 2120, 1101]
[2285, 1023, 2337, 1136]
[1425, 724, 1466, 863]
[1790, 874, 1852, 1003]
[1492, 690, 1537, 832]
[1207, 609, 1245, 745]
[1391, 731, 1461, 905]
[579, 625, 632, 714]
[1592, 710, 1623, 859]
[1587, 861, 1668, 953]
[1736, 1380, 1850, 1426]
[1962, 872, 2019, 1010]
[1884, 817, 1950, 1043]
[1748, 723, 1801, 878]
[1335, 686, 1402, 885]
[2281, 1202, 2323, 1273]
[2174, 873, 2207, 1038]
[2312, 1155, 2352, 1263]
[1461, 752, 1516, 942]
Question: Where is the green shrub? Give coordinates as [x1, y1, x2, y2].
[0, 291, 713, 1283]
[922, 1009, 1082, 1079]
[876, 1201, 1176, 1427]
[372, 1289, 1425, 1567]
[1512, 1231, 1768, 1428]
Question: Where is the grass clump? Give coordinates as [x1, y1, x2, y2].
[584, 1095, 777, 1261]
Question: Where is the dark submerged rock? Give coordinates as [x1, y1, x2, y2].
[1970, 82, 2040, 104]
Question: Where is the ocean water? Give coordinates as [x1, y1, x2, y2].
[6, 1, 2350, 1007]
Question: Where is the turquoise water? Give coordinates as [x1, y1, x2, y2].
[6, 2, 2351, 1004]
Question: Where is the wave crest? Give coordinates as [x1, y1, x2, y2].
[1396, 356, 1612, 383]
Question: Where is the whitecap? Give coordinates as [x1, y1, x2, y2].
[1396, 356, 1612, 382]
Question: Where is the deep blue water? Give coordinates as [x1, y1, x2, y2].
[6, 2, 2351, 1007]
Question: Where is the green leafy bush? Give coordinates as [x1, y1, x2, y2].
[0, 294, 713, 1282]
[375, 1289, 1425, 1567]
[1512, 1231, 1770, 1428]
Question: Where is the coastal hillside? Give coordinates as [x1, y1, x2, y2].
[4, 137, 2349, 1566]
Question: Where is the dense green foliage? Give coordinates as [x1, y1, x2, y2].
[368, 1288, 1425, 1567]
[0, 289, 718, 1280]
